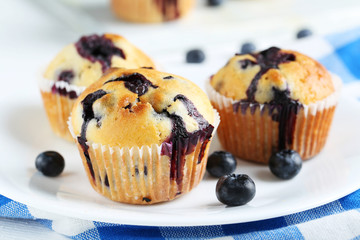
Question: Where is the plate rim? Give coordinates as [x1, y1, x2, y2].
[1, 84, 360, 226]
[0, 173, 359, 226]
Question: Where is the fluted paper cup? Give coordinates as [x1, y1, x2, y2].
[68, 110, 220, 205]
[206, 75, 341, 164]
[39, 78, 86, 142]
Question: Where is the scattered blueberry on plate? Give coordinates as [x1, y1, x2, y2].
[35, 151, 65, 177]
[296, 28, 313, 39]
[207, 0, 225, 6]
[216, 174, 256, 206]
[269, 149, 302, 180]
[207, 151, 237, 178]
[240, 42, 256, 54]
[186, 49, 205, 63]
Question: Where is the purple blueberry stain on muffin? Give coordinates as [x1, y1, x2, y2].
[77, 89, 108, 182]
[239, 59, 256, 70]
[75, 34, 126, 72]
[269, 87, 302, 149]
[124, 103, 132, 109]
[104, 175, 110, 187]
[161, 94, 214, 189]
[232, 47, 301, 152]
[51, 70, 78, 99]
[154, 0, 180, 20]
[144, 166, 148, 176]
[104, 73, 158, 96]
[58, 70, 74, 83]
[131, 166, 147, 176]
[245, 47, 296, 102]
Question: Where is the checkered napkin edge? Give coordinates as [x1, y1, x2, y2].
[0, 190, 359, 239]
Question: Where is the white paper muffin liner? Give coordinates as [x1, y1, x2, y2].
[68, 110, 220, 205]
[39, 78, 86, 141]
[205, 74, 342, 163]
[38, 77, 87, 96]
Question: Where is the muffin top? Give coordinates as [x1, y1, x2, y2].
[44, 34, 155, 87]
[210, 47, 335, 105]
[71, 68, 215, 147]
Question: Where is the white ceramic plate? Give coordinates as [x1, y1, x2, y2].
[0, 81, 360, 226]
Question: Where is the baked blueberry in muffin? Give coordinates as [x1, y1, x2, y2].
[70, 68, 219, 204]
[39, 34, 155, 141]
[207, 47, 341, 163]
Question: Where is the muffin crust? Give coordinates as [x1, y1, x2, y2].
[210, 47, 334, 105]
[71, 68, 215, 147]
[44, 34, 155, 88]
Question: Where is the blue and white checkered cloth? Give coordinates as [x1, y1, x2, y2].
[1, 27, 360, 239]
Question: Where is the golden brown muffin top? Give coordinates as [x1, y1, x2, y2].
[44, 34, 155, 87]
[71, 68, 215, 147]
[210, 47, 335, 105]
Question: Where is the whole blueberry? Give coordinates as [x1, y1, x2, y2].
[216, 174, 256, 206]
[35, 151, 65, 177]
[186, 49, 205, 63]
[207, 151, 237, 178]
[207, 0, 224, 6]
[269, 149, 302, 179]
[296, 29, 313, 39]
[240, 42, 256, 54]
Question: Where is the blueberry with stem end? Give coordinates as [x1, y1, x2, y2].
[186, 49, 205, 63]
[207, 151, 237, 178]
[269, 149, 302, 180]
[296, 29, 313, 39]
[35, 151, 65, 177]
[216, 174, 256, 206]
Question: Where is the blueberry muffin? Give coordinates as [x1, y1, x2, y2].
[111, 0, 194, 23]
[69, 68, 219, 204]
[207, 47, 341, 164]
[39, 34, 155, 141]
